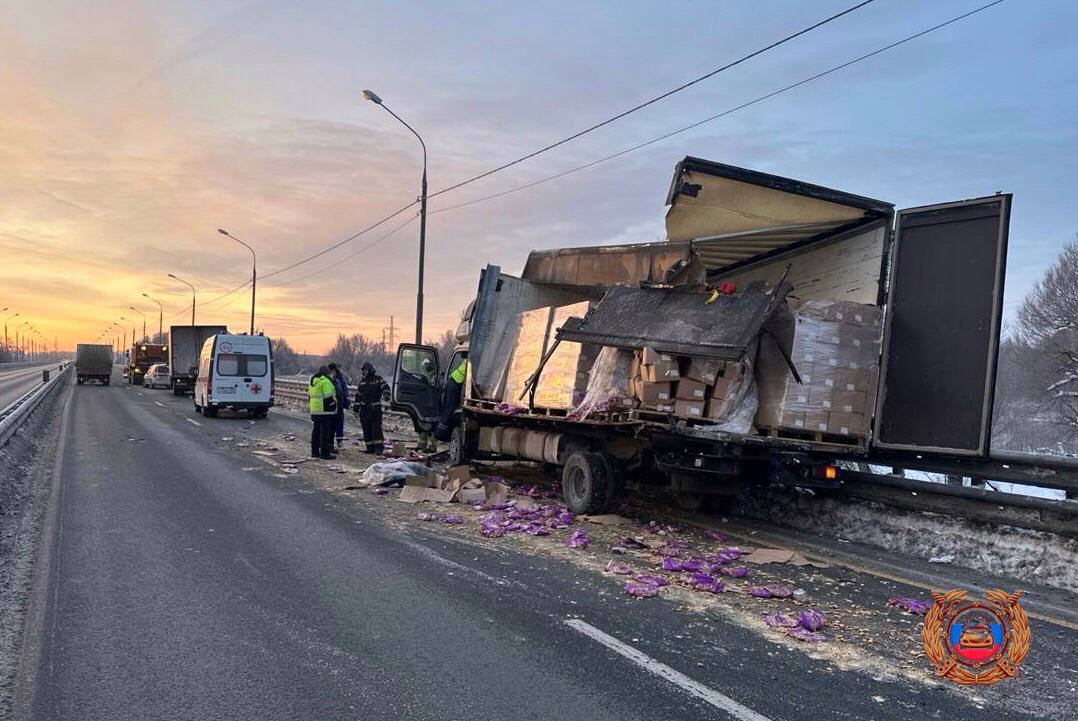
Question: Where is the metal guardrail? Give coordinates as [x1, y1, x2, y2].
[0, 362, 73, 447]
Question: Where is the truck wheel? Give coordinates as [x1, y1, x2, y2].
[596, 453, 623, 509]
[448, 426, 468, 466]
[202, 405, 217, 418]
[562, 451, 611, 515]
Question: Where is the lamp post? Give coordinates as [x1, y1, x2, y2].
[217, 229, 256, 335]
[168, 273, 197, 325]
[128, 306, 147, 342]
[363, 89, 427, 344]
[142, 293, 164, 340]
[17, 321, 29, 362]
[3, 311, 18, 356]
[121, 316, 136, 349]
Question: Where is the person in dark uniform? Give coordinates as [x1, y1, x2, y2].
[354, 362, 388, 454]
[327, 362, 350, 449]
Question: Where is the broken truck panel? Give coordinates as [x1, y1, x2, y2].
[664, 156, 893, 275]
[873, 194, 1012, 457]
[521, 239, 705, 287]
[555, 280, 789, 360]
[467, 265, 602, 400]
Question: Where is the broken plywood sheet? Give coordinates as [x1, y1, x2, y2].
[502, 301, 595, 408]
[503, 306, 552, 404]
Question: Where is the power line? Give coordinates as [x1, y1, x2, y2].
[259, 200, 418, 281]
[267, 211, 418, 286]
[428, 0, 878, 199]
[431, 0, 1010, 217]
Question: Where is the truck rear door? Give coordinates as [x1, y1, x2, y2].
[872, 194, 1011, 456]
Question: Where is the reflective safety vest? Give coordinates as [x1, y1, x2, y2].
[449, 359, 468, 385]
[309, 374, 337, 415]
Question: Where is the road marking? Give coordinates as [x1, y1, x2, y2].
[154, 401, 164, 407]
[400, 539, 525, 589]
[564, 619, 770, 721]
[185, 418, 202, 426]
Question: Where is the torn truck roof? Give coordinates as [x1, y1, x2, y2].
[555, 280, 789, 360]
[665, 157, 893, 274]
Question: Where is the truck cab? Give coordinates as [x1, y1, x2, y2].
[393, 344, 469, 460]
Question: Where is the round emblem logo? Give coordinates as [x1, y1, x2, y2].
[219, 341, 233, 352]
[923, 589, 1030, 685]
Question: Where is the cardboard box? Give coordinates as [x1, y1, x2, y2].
[831, 389, 867, 414]
[683, 357, 723, 385]
[641, 346, 679, 381]
[705, 396, 734, 420]
[676, 378, 708, 401]
[651, 401, 675, 414]
[405, 472, 441, 488]
[674, 399, 706, 419]
[804, 408, 830, 433]
[638, 381, 673, 405]
[827, 412, 868, 436]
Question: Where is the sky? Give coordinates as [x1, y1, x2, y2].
[2, 0, 1076, 353]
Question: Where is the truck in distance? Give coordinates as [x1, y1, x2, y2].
[169, 325, 227, 396]
[128, 343, 168, 385]
[75, 344, 113, 385]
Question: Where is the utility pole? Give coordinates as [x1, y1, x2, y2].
[363, 90, 427, 344]
[218, 229, 256, 334]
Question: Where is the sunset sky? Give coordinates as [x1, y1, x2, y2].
[3, 0, 1076, 353]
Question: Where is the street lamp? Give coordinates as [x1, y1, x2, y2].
[168, 273, 197, 325]
[3, 311, 18, 356]
[17, 321, 29, 361]
[142, 292, 164, 340]
[363, 89, 428, 344]
[120, 316, 136, 350]
[218, 229, 256, 335]
[128, 306, 147, 342]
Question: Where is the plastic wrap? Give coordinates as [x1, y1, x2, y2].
[567, 346, 635, 420]
[756, 299, 882, 437]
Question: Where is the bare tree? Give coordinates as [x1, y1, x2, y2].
[427, 329, 458, 371]
[1014, 235, 1078, 439]
[270, 337, 302, 375]
[325, 334, 393, 381]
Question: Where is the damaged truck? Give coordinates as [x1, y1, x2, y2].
[393, 156, 1078, 515]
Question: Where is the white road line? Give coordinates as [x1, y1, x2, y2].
[154, 401, 164, 407]
[400, 540, 525, 589]
[185, 418, 202, 426]
[564, 619, 771, 721]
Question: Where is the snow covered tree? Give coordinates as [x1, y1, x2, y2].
[1016, 236, 1078, 433]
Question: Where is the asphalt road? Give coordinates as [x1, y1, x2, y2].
[16, 381, 1070, 720]
[0, 364, 55, 412]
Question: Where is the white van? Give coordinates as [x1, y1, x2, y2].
[193, 333, 274, 418]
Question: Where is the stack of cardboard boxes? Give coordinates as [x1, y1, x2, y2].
[630, 348, 747, 421]
[756, 299, 882, 438]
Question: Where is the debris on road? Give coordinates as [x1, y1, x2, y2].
[749, 584, 793, 599]
[928, 554, 955, 564]
[565, 528, 590, 549]
[886, 597, 930, 615]
[624, 581, 660, 598]
[361, 460, 432, 487]
[604, 560, 634, 575]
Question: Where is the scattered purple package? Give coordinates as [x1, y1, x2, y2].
[634, 574, 670, 587]
[704, 529, 729, 542]
[887, 597, 930, 615]
[680, 558, 703, 573]
[565, 528, 590, 549]
[415, 512, 436, 521]
[798, 609, 826, 632]
[784, 626, 827, 643]
[717, 548, 742, 563]
[661, 558, 683, 572]
[764, 613, 799, 629]
[605, 560, 633, 575]
[624, 581, 660, 598]
[689, 573, 724, 593]
[718, 565, 749, 578]
[440, 514, 464, 525]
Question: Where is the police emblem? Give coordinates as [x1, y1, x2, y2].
[922, 589, 1030, 685]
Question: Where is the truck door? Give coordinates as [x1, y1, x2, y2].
[873, 194, 1011, 456]
[393, 344, 441, 424]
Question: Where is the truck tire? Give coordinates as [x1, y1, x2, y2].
[596, 452, 623, 509]
[448, 426, 468, 467]
[562, 451, 611, 515]
[202, 405, 217, 418]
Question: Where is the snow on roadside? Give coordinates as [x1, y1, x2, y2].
[739, 487, 1078, 593]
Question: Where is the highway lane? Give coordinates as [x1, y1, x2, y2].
[17, 382, 1066, 720]
[0, 364, 56, 412]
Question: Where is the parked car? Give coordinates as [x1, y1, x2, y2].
[143, 363, 171, 389]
